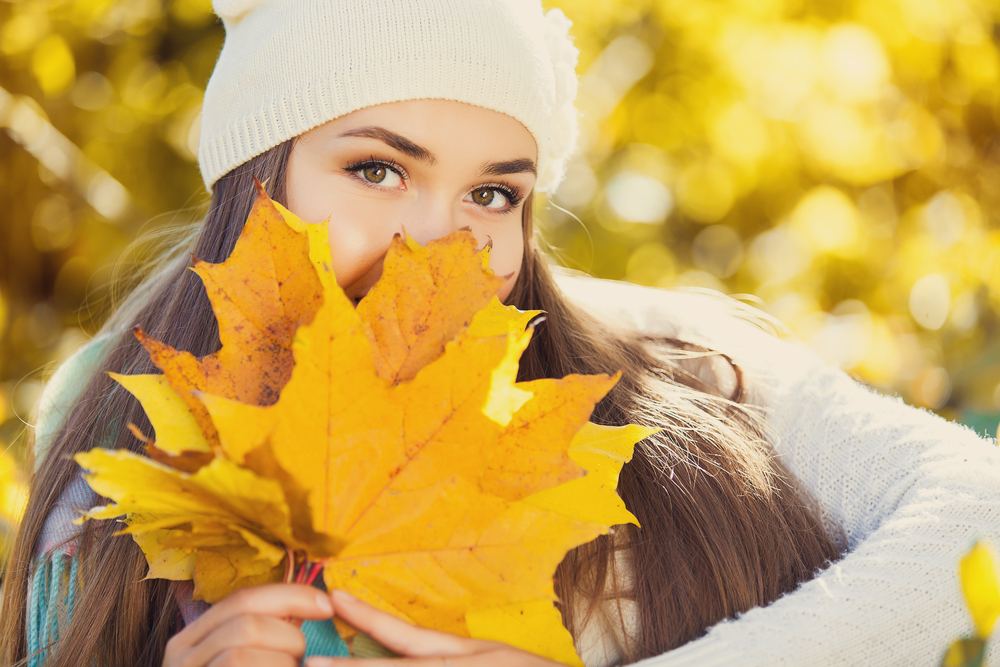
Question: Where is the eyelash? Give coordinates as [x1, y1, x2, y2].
[342, 157, 524, 214]
[476, 182, 524, 213]
[343, 156, 409, 183]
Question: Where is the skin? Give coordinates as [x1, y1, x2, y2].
[285, 99, 537, 304]
[162, 101, 560, 666]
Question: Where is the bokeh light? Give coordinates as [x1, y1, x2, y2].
[542, 0, 1000, 428]
[4, 0, 1000, 564]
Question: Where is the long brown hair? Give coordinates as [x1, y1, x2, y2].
[0, 142, 841, 666]
[511, 202, 843, 659]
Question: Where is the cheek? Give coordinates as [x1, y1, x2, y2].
[290, 185, 405, 289]
[325, 197, 404, 287]
[286, 151, 403, 290]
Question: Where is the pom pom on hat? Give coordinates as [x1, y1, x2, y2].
[198, 0, 580, 195]
[539, 8, 580, 194]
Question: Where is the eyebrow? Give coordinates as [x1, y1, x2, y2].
[338, 126, 436, 164]
[479, 158, 537, 177]
[337, 125, 536, 177]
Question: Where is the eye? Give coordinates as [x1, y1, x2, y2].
[344, 158, 407, 189]
[358, 164, 403, 188]
[467, 187, 509, 210]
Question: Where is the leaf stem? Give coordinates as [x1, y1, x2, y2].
[304, 561, 323, 587]
[283, 546, 295, 584]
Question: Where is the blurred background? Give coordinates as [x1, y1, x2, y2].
[2, 0, 1000, 555]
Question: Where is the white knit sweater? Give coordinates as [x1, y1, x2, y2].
[554, 271, 1000, 667]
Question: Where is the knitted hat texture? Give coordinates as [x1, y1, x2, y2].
[199, 0, 580, 194]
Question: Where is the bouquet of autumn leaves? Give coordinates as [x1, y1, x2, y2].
[75, 182, 653, 666]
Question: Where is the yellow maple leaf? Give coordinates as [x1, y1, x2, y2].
[75, 448, 343, 602]
[468, 297, 542, 338]
[200, 229, 643, 664]
[960, 540, 1000, 639]
[111, 373, 214, 472]
[77, 188, 652, 665]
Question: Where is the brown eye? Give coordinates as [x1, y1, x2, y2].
[362, 166, 387, 183]
[472, 188, 496, 206]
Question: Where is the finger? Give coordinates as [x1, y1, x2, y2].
[170, 584, 332, 652]
[308, 659, 451, 667]
[182, 615, 307, 667]
[330, 590, 492, 658]
[206, 646, 300, 667]
[307, 654, 533, 667]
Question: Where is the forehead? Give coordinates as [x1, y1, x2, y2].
[297, 99, 538, 164]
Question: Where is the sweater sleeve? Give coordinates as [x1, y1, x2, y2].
[641, 355, 1000, 667]
[554, 272, 1000, 667]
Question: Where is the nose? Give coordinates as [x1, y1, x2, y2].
[404, 192, 464, 247]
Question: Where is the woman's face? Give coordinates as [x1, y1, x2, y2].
[286, 99, 537, 304]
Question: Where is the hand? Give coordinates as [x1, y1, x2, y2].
[162, 583, 334, 667]
[304, 590, 564, 667]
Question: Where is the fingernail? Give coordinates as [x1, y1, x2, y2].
[316, 592, 333, 615]
[332, 589, 355, 604]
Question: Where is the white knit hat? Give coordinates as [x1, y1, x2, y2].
[198, 0, 579, 194]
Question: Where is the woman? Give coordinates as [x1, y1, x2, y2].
[2, 1, 998, 666]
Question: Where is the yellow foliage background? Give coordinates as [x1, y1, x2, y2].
[2, 0, 1000, 561]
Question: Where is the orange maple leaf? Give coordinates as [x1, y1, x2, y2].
[134, 180, 325, 449]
